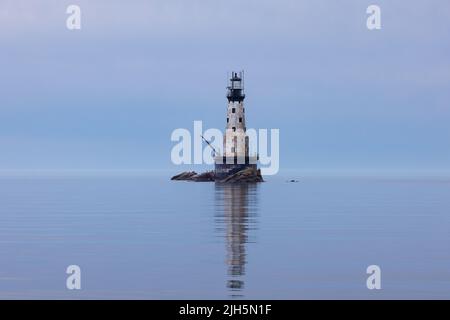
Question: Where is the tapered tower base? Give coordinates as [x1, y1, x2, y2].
[214, 156, 258, 181]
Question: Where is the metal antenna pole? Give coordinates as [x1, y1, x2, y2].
[201, 135, 217, 157]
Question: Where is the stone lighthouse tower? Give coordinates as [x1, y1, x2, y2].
[215, 71, 259, 180]
[224, 71, 248, 158]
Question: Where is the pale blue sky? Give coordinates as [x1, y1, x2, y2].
[1, 1, 449, 175]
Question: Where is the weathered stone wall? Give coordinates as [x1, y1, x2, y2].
[224, 100, 248, 157]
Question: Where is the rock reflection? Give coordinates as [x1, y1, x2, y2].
[214, 183, 259, 297]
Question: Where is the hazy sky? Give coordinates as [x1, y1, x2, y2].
[1, 1, 449, 175]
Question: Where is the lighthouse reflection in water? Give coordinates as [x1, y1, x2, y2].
[214, 183, 259, 297]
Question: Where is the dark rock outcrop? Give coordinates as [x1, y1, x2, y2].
[171, 167, 263, 183]
[217, 167, 263, 183]
[171, 171, 215, 182]
[192, 171, 215, 182]
[171, 171, 198, 181]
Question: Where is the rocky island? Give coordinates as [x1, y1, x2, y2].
[171, 167, 263, 183]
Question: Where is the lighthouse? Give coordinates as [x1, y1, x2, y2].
[214, 71, 259, 180]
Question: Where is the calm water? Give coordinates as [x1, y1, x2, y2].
[0, 175, 449, 299]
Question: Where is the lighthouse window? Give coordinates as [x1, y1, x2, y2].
[239, 117, 242, 123]
[232, 108, 235, 113]
[232, 127, 236, 132]
[227, 118, 229, 123]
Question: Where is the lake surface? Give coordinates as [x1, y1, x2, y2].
[0, 174, 449, 299]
